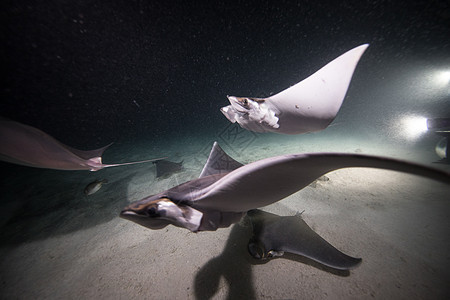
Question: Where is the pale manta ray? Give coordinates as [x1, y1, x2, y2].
[221, 44, 369, 134]
[0, 117, 165, 171]
[121, 142, 450, 270]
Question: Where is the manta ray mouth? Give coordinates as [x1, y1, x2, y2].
[227, 96, 248, 112]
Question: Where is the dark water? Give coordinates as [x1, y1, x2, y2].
[1, 1, 449, 147]
[1, 1, 449, 299]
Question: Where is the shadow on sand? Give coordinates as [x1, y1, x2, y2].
[194, 217, 350, 300]
[0, 162, 153, 246]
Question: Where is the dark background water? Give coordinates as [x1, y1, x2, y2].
[1, 4, 449, 298]
[2, 0, 449, 149]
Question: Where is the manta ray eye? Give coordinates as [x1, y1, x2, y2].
[238, 98, 250, 108]
[146, 207, 159, 217]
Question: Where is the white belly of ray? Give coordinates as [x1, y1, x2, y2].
[221, 44, 369, 134]
[157, 199, 203, 232]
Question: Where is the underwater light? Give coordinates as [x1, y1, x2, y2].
[401, 116, 428, 139]
[436, 70, 450, 86]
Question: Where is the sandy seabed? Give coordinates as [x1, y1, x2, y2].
[0, 127, 449, 299]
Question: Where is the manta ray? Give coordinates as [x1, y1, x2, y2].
[221, 44, 369, 134]
[0, 117, 165, 171]
[153, 159, 184, 178]
[121, 142, 450, 270]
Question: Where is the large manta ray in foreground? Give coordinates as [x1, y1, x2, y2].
[121, 142, 450, 270]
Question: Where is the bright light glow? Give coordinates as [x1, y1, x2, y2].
[401, 116, 428, 139]
[436, 71, 450, 85]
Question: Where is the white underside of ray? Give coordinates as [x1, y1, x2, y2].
[221, 44, 369, 134]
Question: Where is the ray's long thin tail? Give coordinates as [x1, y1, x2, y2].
[100, 157, 168, 170]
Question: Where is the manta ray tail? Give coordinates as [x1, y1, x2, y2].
[101, 157, 167, 170]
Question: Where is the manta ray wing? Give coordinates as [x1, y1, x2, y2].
[192, 152, 450, 212]
[221, 44, 369, 134]
[0, 117, 165, 171]
[199, 142, 243, 178]
[153, 159, 184, 178]
[247, 209, 362, 270]
[65, 143, 113, 161]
